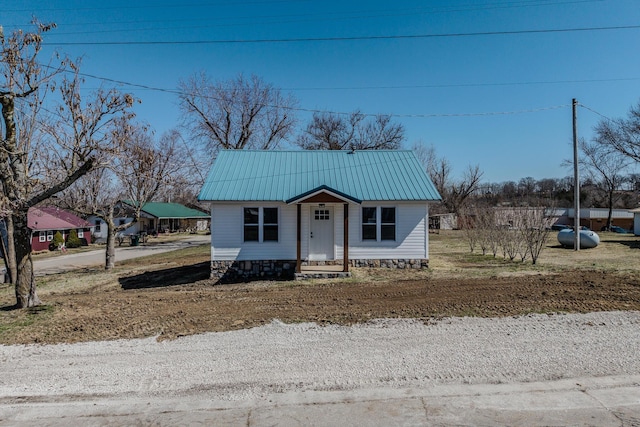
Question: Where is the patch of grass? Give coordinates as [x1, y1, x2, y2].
[0, 304, 55, 341]
[119, 243, 210, 266]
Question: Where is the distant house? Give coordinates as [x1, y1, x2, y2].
[28, 206, 92, 251]
[198, 150, 442, 281]
[561, 208, 634, 231]
[89, 201, 210, 240]
[429, 213, 457, 230]
[629, 208, 640, 235]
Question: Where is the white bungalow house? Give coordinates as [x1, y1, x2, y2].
[89, 201, 209, 242]
[198, 150, 441, 281]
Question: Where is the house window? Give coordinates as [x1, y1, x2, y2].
[47, 231, 54, 241]
[381, 207, 396, 241]
[361, 207, 396, 241]
[244, 208, 259, 241]
[314, 209, 330, 220]
[39, 231, 46, 243]
[94, 220, 101, 232]
[77, 229, 84, 239]
[362, 207, 377, 240]
[263, 208, 278, 242]
[244, 207, 279, 242]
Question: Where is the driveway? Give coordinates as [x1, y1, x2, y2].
[31, 234, 210, 275]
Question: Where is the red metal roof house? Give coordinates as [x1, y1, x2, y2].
[28, 207, 92, 251]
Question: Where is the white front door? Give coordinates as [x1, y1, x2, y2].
[309, 206, 334, 261]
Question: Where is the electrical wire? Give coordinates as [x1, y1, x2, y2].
[55, 68, 573, 118]
[41, 24, 640, 46]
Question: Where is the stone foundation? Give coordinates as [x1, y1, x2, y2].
[211, 258, 429, 282]
[211, 260, 297, 282]
[349, 258, 429, 269]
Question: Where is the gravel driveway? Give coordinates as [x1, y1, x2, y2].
[2, 311, 639, 402]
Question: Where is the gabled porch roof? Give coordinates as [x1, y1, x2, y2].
[286, 185, 362, 205]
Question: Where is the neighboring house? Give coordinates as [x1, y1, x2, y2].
[562, 208, 634, 231]
[629, 208, 640, 235]
[89, 201, 210, 240]
[429, 213, 457, 230]
[198, 150, 442, 281]
[28, 206, 92, 251]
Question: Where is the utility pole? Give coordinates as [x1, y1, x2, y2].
[573, 98, 580, 251]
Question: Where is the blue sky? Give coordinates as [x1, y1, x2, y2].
[4, 0, 640, 183]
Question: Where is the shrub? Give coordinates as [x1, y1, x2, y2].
[66, 229, 82, 248]
[52, 231, 64, 250]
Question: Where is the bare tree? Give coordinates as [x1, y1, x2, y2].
[595, 101, 640, 162]
[1, 21, 134, 307]
[517, 208, 552, 265]
[297, 110, 404, 150]
[61, 122, 181, 269]
[178, 73, 297, 156]
[413, 143, 483, 215]
[579, 139, 630, 230]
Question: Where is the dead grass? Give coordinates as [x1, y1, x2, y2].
[1, 229, 640, 344]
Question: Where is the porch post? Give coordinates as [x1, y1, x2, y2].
[343, 203, 349, 272]
[296, 204, 302, 273]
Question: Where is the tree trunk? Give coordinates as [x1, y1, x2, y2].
[606, 190, 614, 230]
[13, 211, 40, 308]
[3, 216, 17, 285]
[105, 209, 116, 270]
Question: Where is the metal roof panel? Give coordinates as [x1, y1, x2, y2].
[198, 150, 441, 202]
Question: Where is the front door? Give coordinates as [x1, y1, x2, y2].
[309, 206, 334, 261]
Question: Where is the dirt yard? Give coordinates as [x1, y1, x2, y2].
[2, 231, 640, 345]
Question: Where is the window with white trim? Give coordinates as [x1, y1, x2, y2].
[39, 231, 46, 243]
[243, 207, 279, 242]
[77, 229, 84, 239]
[361, 207, 396, 241]
[47, 230, 54, 241]
[314, 209, 330, 220]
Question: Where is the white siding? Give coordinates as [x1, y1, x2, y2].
[211, 201, 430, 261]
[348, 202, 429, 260]
[211, 202, 297, 261]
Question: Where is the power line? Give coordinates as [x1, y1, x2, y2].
[579, 103, 615, 122]
[37, 65, 572, 119]
[3, 0, 311, 13]
[281, 77, 640, 92]
[42, 24, 640, 46]
[5, 0, 605, 36]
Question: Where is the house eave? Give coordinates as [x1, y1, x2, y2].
[286, 185, 362, 205]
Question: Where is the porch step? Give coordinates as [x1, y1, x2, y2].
[294, 270, 352, 280]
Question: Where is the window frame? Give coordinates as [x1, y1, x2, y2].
[47, 230, 54, 242]
[361, 206, 397, 242]
[77, 229, 84, 239]
[243, 207, 260, 242]
[243, 206, 279, 243]
[38, 231, 46, 243]
[380, 207, 396, 241]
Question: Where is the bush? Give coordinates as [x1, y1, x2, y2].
[66, 229, 82, 248]
[52, 231, 64, 250]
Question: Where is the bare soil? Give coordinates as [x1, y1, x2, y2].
[2, 231, 640, 345]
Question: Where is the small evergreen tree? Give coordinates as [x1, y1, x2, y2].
[66, 229, 82, 248]
[52, 231, 64, 250]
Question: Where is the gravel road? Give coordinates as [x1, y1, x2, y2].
[1, 311, 639, 402]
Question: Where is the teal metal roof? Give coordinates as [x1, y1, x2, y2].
[123, 201, 209, 219]
[198, 150, 441, 202]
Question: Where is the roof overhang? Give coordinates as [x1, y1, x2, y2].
[286, 185, 362, 205]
